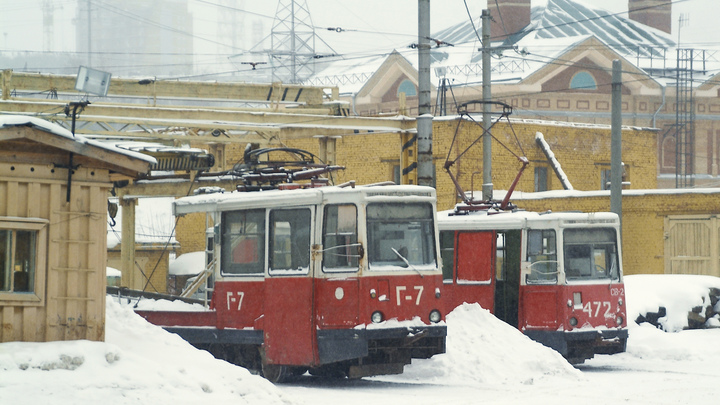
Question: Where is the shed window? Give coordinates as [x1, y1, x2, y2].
[0, 218, 47, 302]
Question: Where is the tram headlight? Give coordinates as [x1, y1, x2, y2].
[429, 309, 442, 323]
[618, 298, 624, 306]
[616, 315, 624, 326]
[569, 317, 578, 327]
[371, 311, 384, 324]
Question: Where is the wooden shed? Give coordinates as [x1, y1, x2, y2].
[0, 116, 153, 342]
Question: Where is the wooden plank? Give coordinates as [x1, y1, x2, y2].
[64, 184, 82, 340]
[6, 181, 17, 217]
[2, 306, 14, 342]
[0, 181, 6, 216]
[22, 306, 37, 342]
[45, 183, 63, 341]
[120, 198, 137, 290]
[89, 184, 107, 341]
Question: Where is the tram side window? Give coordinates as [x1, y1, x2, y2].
[269, 208, 311, 274]
[221, 210, 265, 275]
[564, 228, 619, 282]
[323, 204, 359, 271]
[526, 229, 558, 283]
[496, 232, 507, 281]
[439, 231, 455, 281]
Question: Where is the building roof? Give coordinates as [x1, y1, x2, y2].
[306, 0, 719, 94]
[0, 115, 155, 177]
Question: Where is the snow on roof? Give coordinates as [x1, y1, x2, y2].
[307, 0, 720, 94]
[0, 115, 156, 165]
[169, 251, 206, 276]
[532, 0, 674, 57]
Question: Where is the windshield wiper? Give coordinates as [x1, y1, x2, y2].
[391, 247, 423, 278]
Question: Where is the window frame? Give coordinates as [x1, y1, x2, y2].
[268, 207, 313, 276]
[322, 203, 360, 273]
[525, 229, 558, 284]
[220, 209, 266, 277]
[0, 217, 48, 304]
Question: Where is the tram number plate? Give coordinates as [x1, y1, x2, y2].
[582, 301, 612, 318]
[227, 291, 245, 311]
[396, 285, 424, 306]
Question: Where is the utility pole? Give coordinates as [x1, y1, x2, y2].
[611, 60, 623, 229]
[416, 0, 434, 187]
[481, 9, 493, 201]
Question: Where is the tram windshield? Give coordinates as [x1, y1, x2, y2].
[366, 203, 437, 271]
[563, 228, 620, 282]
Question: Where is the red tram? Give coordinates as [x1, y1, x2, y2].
[136, 182, 446, 382]
[438, 207, 628, 363]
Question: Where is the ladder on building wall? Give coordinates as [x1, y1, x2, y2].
[674, 48, 704, 188]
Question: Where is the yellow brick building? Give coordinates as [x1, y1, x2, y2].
[176, 117, 672, 276]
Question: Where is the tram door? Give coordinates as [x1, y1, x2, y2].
[315, 203, 360, 325]
[263, 207, 316, 366]
[494, 230, 521, 328]
[313, 204, 360, 362]
[453, 231, 496, 311]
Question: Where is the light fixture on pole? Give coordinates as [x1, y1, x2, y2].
[63, 66, 112, 201]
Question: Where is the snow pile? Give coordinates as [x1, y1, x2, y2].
[0, 297, 289, 405]
[625, 274, 720, 332]
[393, 303, 581, 386]
[169, 251, 206, 276]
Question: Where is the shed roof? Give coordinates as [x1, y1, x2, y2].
[0, 115, 155, 177]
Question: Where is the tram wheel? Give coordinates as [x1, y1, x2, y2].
[261, 362, 290, 383]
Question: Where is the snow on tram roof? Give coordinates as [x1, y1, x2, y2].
[173, 184, 437, 215]
[437, 208, 619, 230]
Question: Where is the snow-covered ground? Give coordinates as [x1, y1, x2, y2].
[2, 274, 720, 404]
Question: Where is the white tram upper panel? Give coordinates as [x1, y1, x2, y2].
[173, 184, 437, 215]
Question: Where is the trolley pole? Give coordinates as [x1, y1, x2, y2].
[417, 0, 434, 187]
[611, 60, 623, 229]
[481, 9, 493, 201]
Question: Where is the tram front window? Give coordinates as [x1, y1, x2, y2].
[366, 203, 436, 271]
[526, 229, 558, 283]
[563, 228, 619, 282]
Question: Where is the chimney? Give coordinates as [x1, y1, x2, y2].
[628, 0, 672, 34]
[487, 0, 531, 41]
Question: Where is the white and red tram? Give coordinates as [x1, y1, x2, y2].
[438, 207, 628, 363]
[136, 182, 446, 381]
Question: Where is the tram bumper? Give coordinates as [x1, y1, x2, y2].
[316, 325, 447, 365]
[524, 328, 628, 364]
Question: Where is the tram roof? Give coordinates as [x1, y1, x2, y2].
[437, 208, 619, 231]
[173, 184, 437, 215]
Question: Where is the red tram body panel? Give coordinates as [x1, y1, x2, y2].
[438, 209, 628, 363]
[135, 184, 447, 381]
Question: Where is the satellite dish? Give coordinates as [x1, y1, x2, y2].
[74, 66, 111, 97]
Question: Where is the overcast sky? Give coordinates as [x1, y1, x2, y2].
[1, 0, 715, 73]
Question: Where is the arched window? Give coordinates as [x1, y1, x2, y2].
[570, 71, 597, 90]
[397, 80, 417, 97]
